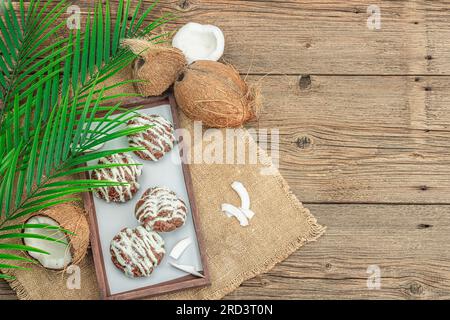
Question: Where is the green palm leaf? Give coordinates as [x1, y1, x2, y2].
[0, 253, 35, 264]
[0, 243, 49, 255]
[0, 0, 69, 115]
[0, 0, 174, 280]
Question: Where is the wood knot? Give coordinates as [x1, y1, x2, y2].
[325, 263, 332, 270]
[255, 275, 270, 287]
[299, 75, 312, 90]
[425, 55, 433, 60]
[424, 86, 432, 92]
[419, 185, 428, 191]
[417, 223, 432, 229]
[409, 282, 424, 295]
[178, 0, 191, 10]
[296, 136, 313, 150]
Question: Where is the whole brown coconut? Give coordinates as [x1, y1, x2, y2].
[173, 60, 262, 128]
[122, 39, 187, 97]
[23, 203, 90, 270]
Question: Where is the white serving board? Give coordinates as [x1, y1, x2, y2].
[88, 104, 203, 296]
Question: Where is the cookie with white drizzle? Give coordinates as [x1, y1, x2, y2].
[127, 114, 176, 161]
[135, 187, 188, 232]
[110, 226, 165, 278]
[91, 153, 142, 203]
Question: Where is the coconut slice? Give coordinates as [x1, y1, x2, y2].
[240, 208, 255, 220]
[170, 262, 205, 278]
[170, 237, 192, 260]
[231, 182, 250, 209]
[23, 204, 90, 270]
[172, 22, 225, 64]
[221, 203, 249, 227]
[231, 181, 255, 219]
[24, 216, 72, 270]
[223, 207, 254, 220]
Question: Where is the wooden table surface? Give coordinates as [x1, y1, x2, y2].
[3, 0, 450, 300]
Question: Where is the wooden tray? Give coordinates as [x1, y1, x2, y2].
[82, 94, 210, 300]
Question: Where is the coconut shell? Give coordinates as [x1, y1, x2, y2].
[26, 203, 90, 269]
[122, 39, 187, 97]
[174, 60, 262, 128]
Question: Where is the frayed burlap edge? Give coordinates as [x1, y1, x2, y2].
[204, 217, 325, 300]
[156, 129, 326, 300]
[5, 277, 31, 300]
[3, 79, 325, 301]
[199, 130, 326, 299]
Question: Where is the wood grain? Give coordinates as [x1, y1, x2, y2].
[248, 75, 450, 204]
[2, 204, 450, 300]
[226, 204, 450, 300]
[0, 281, 16, 300]
[3, 0, 450, 300]
[152, 0, 450, 75]
[14, 0, 450, 75]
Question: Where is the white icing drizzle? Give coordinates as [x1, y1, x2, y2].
[135, 187, 187, 231]
[127, 114, 176, 161]
[93, 153, 142, 203]
[110, 226, 165, 278]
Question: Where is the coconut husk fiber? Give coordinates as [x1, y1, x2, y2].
[1, 65, 325, 300]
[174, 61, 262, 128]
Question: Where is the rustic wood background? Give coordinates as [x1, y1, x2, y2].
[2, 0, 450, 300]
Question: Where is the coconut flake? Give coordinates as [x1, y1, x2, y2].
[24, 216, 72, 270]
[172, 22, 225, 64]
[231, 181, 250, 209]
[231, 181, 255, 220]
[170, 262, 205, 278]
[221, 203, 249, 227]
[170, 237, 192, 260]
[240, 208, 255, 220]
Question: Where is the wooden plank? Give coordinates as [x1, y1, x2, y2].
[12, 0, 450, 75]
[0, 281, 16, 300]
[3, 0, 449, 301]
[247, 74, 450, 203]
[2, 204, 450, 300]
[151, 0, 450, 75]
[6, 2, 450, 203]
[226, 204, 450, 300]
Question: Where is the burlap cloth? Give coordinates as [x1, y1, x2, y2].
[2, 67, 325, 300]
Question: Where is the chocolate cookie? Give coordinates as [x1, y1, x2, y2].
[127, 114, 176, 161]
[91, 153, 142, 203]
[135, 187, 188, 232]
[110, 226, 165, 278]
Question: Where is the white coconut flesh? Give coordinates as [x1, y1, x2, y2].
[172, 22, 225, 64]
[24, 216, 72, 270]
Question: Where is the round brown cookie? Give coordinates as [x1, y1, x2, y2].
[135, 187, 188, 232]
[91, 153, 142, 203]
[127, 114, 176, 161]
[110, 226, 165, 278]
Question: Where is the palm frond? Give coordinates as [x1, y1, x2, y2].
[0, 0, 173, 279]
[0, 0, 69, 113]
